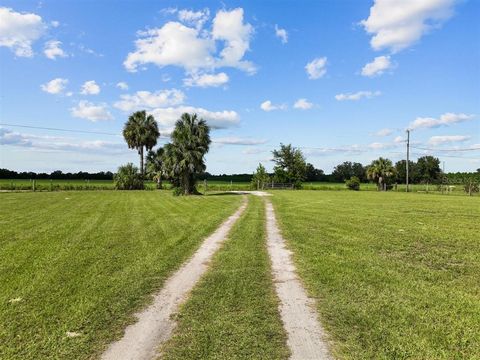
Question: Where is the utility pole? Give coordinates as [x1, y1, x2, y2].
[406, 129, 410, 192]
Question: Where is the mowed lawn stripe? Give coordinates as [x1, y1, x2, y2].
[161, 195, 289, 360]
[271, 191, 480, 359]
[0, 191, 241, 359]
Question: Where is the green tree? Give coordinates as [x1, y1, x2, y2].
[345, 176, 360, 191]
[332, 161, 366, 182]
[146, 148, 164, 189]
[113, 163, 144, 190]
[123, 110, 160, 177]
[395, 160, 417, 183]
[251, 163, 271, 189]
[162, 113, 211, 195]
[416, 156, 441, 184]
[272, 143, 306, 187]
[367, 157, 396, 191]
[305, 163, 325, 181]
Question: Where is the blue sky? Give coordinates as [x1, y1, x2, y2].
[0, 0, 479, 174]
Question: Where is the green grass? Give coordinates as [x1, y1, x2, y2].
[0, 191, 241, 359]
[161, 196, 289, 360]
[270, 191, 480, 359]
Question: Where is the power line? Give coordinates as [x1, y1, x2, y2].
[411, 145, 480, 152]
[0, 123, 121, 136]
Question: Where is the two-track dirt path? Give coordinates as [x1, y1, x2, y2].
[101, 192, 332, 359]
[101, 197, 248, 360]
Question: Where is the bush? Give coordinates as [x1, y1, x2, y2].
[345, 176, 360, 191]
[114, 163, 144, 190]
[464, 180, 479, 196]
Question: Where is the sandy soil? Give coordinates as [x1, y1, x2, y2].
[265, 199, 333, 360]
[101, 197, 248, 360]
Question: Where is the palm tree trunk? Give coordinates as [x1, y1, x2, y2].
[139, 147, 144, 177]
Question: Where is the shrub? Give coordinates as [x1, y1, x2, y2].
[464, 180, 479, 196]
[345, 176, 360, 191]
[114, 163, 144, 190]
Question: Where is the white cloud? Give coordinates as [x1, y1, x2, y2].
[178, 8, 209, 29]
[409, 112, 475, 130]
[71, 101, 113, 121]
[0, 7, 46, 57]
[394, 135, 405, 143]
[124, 8, 255, 75]
[335, 90, 381, 101]
[213, 136, 267, 145]
[361, 0, 456, 53]
[242, 147, 267, 155]
[428, 135, 471, 145]
[368, 142, 395, 150]
[114, 89, 186, 112]
[50, 20, 60, 28]
[150, 106, 239, 133]
[41, 78, 68, 94]
[44, 40, 67, 59]
[374, 128, 393, 137]
[275, 24, 288, 44]
[184, 72, 229, 87]
[260, 100, 287, 112]
[305, 57, 327, 79]
[361, 55, 392, 77]
[80, 80, 101, 95]
[294, 98, 313, 110]
[116, 82, 129, 90]
[0, 127, 125, 154]
[212, 8, 255, 74]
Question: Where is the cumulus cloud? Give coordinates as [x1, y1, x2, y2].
[374, 128, 393, 137]
[124, 8, 255, 75]
[361, 56, 392, 77]
[44, 40, 67, 59]
[80, 80, 101, 95]
[0, 127, 125, 154]
[335, 90, 381, 101]
[212, 136, 267, 145]
[0, 7, 46, 57]
[71, 101, 113, 121]
[428, 135, 471, 145]
[368, 142, 395, 150]
[409, 112, 475, 130]
[260, 100, 287, 112]
[305, 57, 327, 79]
[178, 8, 210, 29]
[41, 78, 68, 94]
[394, 136, 405, 143]
[293, 98, 313, 110]
[361, 0, 456, 53]
[183, 72, 229, 87]
[150, 106, 239, 133]
[114, 89, 186, 112]
[116, 82, 128, 90]
[275, 24, 288, 44]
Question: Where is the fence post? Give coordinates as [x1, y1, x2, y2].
[204, 179, 207, 194]
[32, 179, 36, 192]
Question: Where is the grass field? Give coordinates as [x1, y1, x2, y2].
[0, 191, 241, 359]
[0, 178, 469, 195]
[161, 195, 289, 359]
[270, 191, 480, 359]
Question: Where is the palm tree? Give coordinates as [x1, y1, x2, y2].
[123, 110, 160, 177]
[367, 157, 395, 191]
[146, 148, 164, 189]
[163, 113, 211, 195]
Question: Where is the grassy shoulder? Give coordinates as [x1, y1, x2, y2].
[161, 195, 289, 360]
[0, 191, 241, 359]
[270, 191, 480, 359]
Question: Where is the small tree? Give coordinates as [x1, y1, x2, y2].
[272, 143, 306, 188]
[252, 163, 270, 190]
[146, 148, 164, 189]
[123, 110, 160, 177]
[345, 176, 360, 191]
[114, 163, 144, 190]
[464, 179, 479, 196]
[367, 157, 396, 191]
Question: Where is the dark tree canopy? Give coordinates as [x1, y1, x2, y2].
[416, 156, 442, 183]
[271, 143, 307, 187]
[332, 161, 366, 182]
[305, 163, 325, 182]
